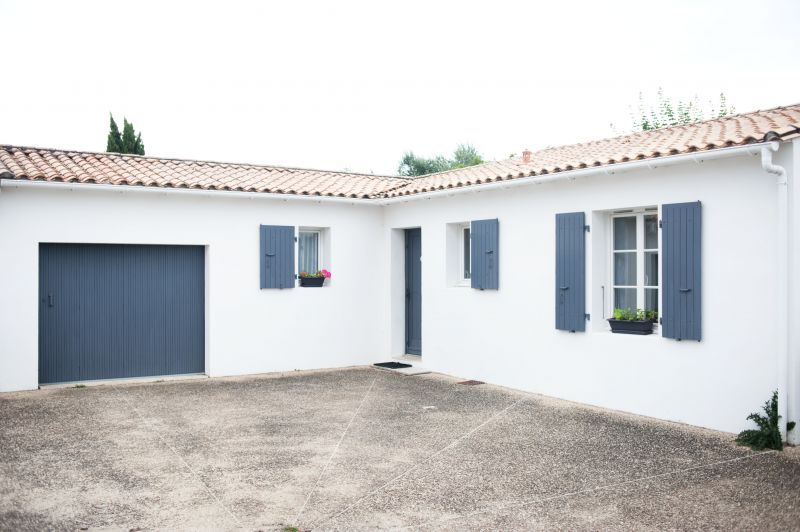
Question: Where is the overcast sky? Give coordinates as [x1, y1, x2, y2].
[1, 0, 798, 175]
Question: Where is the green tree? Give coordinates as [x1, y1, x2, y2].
[451, 144, 483, 168]
[107, 114, 145, 155]
[106, 114, 123, 153]
[397, 143, 484, 177]
[631, 89, 735, 132]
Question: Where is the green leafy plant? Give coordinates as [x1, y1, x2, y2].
[73, 384, 86, 389]
[629, 89, 735, 132]
[735, 391, 795, 451]
[611, 308, 658, 322]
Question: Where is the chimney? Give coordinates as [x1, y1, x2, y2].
[522, 149, 532, 163]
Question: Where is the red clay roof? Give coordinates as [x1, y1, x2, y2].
[384, 103, 800, 197]
[1, 103, 798, 199]
[0, 149, 407, 199]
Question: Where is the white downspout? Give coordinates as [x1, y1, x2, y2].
[761, 141, 790, 441]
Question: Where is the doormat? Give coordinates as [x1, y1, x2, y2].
[457, 380, 485, 385]
[374, 362, 412, 369]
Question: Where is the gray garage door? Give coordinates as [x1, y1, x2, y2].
[39, 244, 205, 384]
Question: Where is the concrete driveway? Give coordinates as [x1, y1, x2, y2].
[1, 367, 799, 531]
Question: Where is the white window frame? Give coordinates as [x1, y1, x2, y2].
[607, 207, 659, 319]
[457, 222, 471, 286]
[298, 229, 322, 275]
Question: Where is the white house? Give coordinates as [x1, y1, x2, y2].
[1, 104, 798, 444]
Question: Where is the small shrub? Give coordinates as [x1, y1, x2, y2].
[73, 384, 86, 389]
[735, 391, 791, 451]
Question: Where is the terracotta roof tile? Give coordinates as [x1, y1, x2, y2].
[384, 103, 800, 197]
[0, 147, 408, 198]
[1, 103, 798, 199]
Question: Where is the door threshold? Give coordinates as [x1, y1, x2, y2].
[40, 373, 208, 389]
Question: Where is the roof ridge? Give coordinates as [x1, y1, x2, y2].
[0, 143, 407, 181]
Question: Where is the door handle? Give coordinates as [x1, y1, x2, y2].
[560, 286, 569, 290]
[48, 293, 54, 307]
[679, 288, 692, 293]
[485, 250, 494, 254]
[266, 252, 276, 257]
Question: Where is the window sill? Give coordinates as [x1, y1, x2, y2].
[593, 327, 661, 338]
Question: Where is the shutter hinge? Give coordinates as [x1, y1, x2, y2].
[658, 220, 663, 228]
[584, 225, 590, 233]
[294, 236, 298, 242]
[659, 317, 662, 324]
[585, 313, 591, 321]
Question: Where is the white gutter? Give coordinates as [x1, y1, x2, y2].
[760, 142, 790, 442]
[378, 143, 769, 205]
[0, 179, 382, 206]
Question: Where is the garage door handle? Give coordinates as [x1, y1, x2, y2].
[679, 288, 692, 293]
[560, 286, 569, 290]
[48, 293, 54, 307]
[266, 253, 276, 257]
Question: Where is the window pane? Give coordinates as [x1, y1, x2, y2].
[613, 216, 636, 250]
[463, 227, 471, 279]
[298, 231, 319, 273]
[645, 288, 658, 313]
[614, 252, 636, 285]
[644, 251, 658, 287]
[645, 214, 658, 249]
[614, 288, 637, 312]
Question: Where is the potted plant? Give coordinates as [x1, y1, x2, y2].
[607, 308, 657, 335]
[299, 269, 331, 287]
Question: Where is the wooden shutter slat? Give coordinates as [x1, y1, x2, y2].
[661, 201, 701, 340]
[555, 212, 586, 332]
[259, 225, 295, 289]
[470, 219, 499, 290]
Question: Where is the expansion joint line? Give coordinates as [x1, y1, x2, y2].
[293, 377, 377, 525]
[112, 385, 244, 528]
[399, 449, 778, 530]
[313, 396, 526, 528]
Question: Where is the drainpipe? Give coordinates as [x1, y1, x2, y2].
[760, 141, 790, 441]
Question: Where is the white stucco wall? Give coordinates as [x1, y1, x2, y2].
[380, 148, 795, 435]
[0, 144, 796, 437]
[0, 188, 385, 392]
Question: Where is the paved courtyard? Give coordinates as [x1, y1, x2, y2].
[1, 367, 799, 530]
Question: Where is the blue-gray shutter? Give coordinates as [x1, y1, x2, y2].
[661, 201, 701, 340]
[470, 218, 499, 290]
[555, 212, 586, 332]
[260, 225, 295, 289]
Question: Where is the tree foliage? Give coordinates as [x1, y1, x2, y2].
[631, 89, 735, 131]
[398, 144, 484, 177]
[106, 113, 145, 155]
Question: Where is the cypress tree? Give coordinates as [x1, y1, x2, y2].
[106, 114, 145, 155]
[106, 113, 123, 153]
[121, 118, 136, 154]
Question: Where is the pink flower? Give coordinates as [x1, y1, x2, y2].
[321, 269, 332, 278]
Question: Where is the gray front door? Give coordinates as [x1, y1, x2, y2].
[38, 244, 205, 384]
[405, 229, 422, 355]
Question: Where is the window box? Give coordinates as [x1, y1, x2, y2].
[299, 276, 325, 287]
[607, 318, 653, 335]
